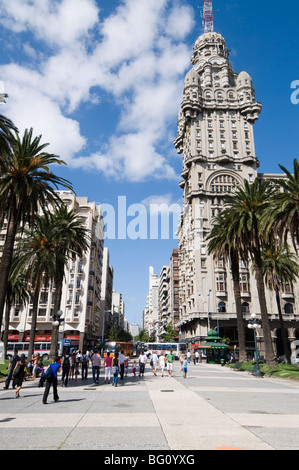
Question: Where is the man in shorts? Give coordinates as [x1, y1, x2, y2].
[166, 350, 175, 377]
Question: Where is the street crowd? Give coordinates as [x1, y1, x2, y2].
[1, 348, 193, 404]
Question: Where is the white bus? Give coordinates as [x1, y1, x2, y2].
[143, 342, 187, 359]
[6, 342, 51, 361]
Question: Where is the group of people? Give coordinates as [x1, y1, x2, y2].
[2, 347, 192, 404]
[144, 350, 189, 378]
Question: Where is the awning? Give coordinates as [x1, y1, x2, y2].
[198, 342, 228, 349]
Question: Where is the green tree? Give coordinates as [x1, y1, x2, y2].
[260, 244, 299, 363]
[265, 159, 299, 252]
[160, 323, 178, 342]
[12, 214, 66, 361]
[207, 211, 247, 361]
[48, 205, 90, 360]
[224, 179, 277, 366]
[3, 261, 29, 356]
[0, 128, 72, 336]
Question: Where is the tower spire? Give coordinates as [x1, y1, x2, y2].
[203, 0, 214, 34]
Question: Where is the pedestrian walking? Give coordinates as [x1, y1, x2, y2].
[151, 352, 158, 376]
[192, 351, 196, 365]
[69, 351, 77, 381]
[31, 352, 40, 380]
[124, 355, 129, 377]
[80, 351, 88, 380]
[158, 354, 165, 377]
[179, 351, 183, 371]
[90, 349, 101, 384]
[42, 357, 61, 404]
[139, 350, 147, 377]
[132, 359, 137, 377]
[104, 352, 112, 384]
[119, 349, 126, 380]
[12, 355, 29, 398]
[187, 351, 191, 364]
[4, 349, 20, 390]
[61, 350, 71, 387]
[112, 352, 120, 387]
[183, 355, 188, 379]
[166, 350, 175, 377]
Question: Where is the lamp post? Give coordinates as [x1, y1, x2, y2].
[248, 313, 262, 377]
[199, 289, 212, 331]
[52, 309, 64, 357]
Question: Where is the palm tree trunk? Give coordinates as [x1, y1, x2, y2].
[254, 257, 276, 366]
[28, 286, 39, 361]
[230, 251, 247, 362]
[0, 199, 18, 336]
[275, 288, 291, 364]
[3, 300, 11, 357]
[50, 272, 64, 361]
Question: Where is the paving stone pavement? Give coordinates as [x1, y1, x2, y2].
[1, 362, 299, 451]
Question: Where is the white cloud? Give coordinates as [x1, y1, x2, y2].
[0, 0, 99, 48]
[0, 0, 195, 182]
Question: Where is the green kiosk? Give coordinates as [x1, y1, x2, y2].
[199, 329, 228, 364]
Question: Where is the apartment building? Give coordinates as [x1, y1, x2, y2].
[99, 247, 114, 340]
[1, 192, 105, 352]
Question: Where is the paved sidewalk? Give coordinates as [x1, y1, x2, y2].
[0, 362, 299, 450]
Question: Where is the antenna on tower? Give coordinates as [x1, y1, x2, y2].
[201, 0, 218, 34]
[203, 0, 213, 33]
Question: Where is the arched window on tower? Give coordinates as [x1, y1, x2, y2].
[210, 174, 239, 194]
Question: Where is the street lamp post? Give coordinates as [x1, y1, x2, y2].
[52, 309, 64, 357]
[248, 313, 263, 377]
[199, 289, 212, 331]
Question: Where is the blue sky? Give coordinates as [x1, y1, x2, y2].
[0, 0, 298, 326]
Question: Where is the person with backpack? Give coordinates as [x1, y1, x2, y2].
[80, 351, 88, 380]
[42, 357, 61, 404]
[61, 350, 71, 387]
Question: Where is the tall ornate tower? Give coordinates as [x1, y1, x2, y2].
[175, 24, 262, 340]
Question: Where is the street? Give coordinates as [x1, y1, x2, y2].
[0, 361, 299, 451]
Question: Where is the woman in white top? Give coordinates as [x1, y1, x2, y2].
[158, 354, 165, 377]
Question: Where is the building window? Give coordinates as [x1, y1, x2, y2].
[216, 275, 226, 292]
[242, 302, 250, 314]
[218, 301, 226, 313]
[210, 174, 239, 193]
[284, 303, 294, 314]
[240, 274, 249, 293]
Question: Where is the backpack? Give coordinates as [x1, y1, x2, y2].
[63, 355, 70, 368]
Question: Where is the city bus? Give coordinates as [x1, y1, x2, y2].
[102, 341, 134, 359]
[143, 342, 187, 359]
[6, 342, 51, 361]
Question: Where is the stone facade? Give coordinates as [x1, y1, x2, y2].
[175, 32, 299, 358]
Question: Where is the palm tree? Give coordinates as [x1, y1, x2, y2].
[265, 159, 299, 252]
[207, 211, 247, 361]
[12, 214, 66, 361]
[0, 114, 16, 157]
[0, 114, 17, 231]
[223, 178, 277, 366]
[0, 127, 73, 337]
[3, 264, 29, 357]
[48, 205, 90, 359]
[260, 244, 299, 363]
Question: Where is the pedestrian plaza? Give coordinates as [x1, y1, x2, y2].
[0, 362, 299, 451]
